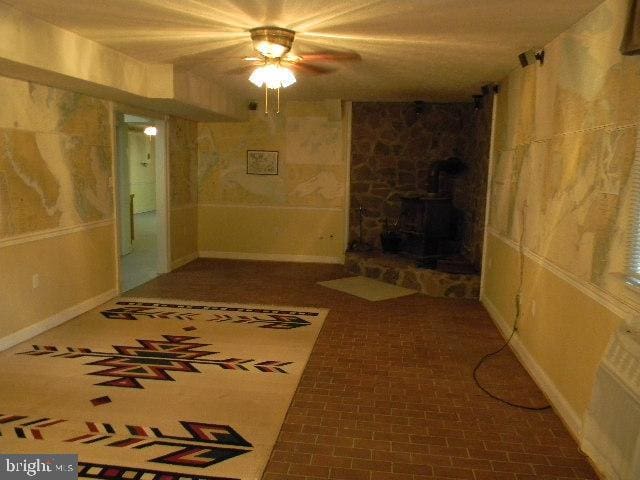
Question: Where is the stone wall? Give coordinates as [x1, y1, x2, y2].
[349, 100, 492, 270]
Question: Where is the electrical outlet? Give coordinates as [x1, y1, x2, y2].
[32, 273, 39, 289]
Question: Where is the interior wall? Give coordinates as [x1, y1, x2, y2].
[0, 74, 203, 341]
[127, 129, 156, 214]
[0, 76, 116, 338]
[483, 0, 640, 430]
[349, 101, 492, 268]
[169, 116, 198, 267]
[197, 100, 347, 263]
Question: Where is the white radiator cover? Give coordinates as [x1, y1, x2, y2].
[582, 327, 640, 480]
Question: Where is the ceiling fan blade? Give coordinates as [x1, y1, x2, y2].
[282, 53, 302, 63]
[291, 62, 337, 75]
[242, 56, 263, 62]
[297, 51, 361, 63]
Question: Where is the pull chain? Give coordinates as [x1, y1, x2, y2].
[264, 84, 268, 114]
[263, 85, 282, 114]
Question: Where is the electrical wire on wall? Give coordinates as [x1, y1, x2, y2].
[473, 202, 551, 411]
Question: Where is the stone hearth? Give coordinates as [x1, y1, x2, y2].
[345, 251, 480, 299]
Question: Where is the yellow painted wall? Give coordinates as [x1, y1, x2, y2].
[0, 225, 116, 338]
[198, 206, 344, 259]
[197, 100, 348, 262]
[171, 205, 198, 265]
[169, 117, 198, 264]
[0, 75, 204, 341]
[0, 76, 117, 337]
[484, 0, 640, 422]
[483, 234, 621, 416]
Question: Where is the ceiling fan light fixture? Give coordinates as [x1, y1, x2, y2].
[249, 64, 296, 89]
[250, 26, 295, 58]
[276, 66, 296, 88]
[254, 41, 288, 58]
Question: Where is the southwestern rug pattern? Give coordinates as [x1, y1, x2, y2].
[0, 297, 327, 480]
[20, 334, 292, 388]
[101, 300, 317, 329]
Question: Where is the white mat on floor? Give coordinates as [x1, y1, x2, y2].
[318, 276, 417, 301]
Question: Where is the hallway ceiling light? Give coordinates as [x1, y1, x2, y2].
[144, 126, 157, 136]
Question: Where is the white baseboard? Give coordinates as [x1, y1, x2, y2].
[171, 252, 198, 270]
[199, 250, 344, 265]
[480, 294, 583, 439]
[580, 437, 619, 480]
[0, 289, 117, 351]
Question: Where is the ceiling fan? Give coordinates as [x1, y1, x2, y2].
[232, 25, 360, 113]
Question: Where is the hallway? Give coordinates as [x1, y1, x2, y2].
[121, 210, 158, 292]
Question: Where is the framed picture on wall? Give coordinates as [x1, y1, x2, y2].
[247, 150, 279, 175]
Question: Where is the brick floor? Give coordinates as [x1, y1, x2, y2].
[132, 259, 599, 480]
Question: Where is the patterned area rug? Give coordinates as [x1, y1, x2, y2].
[0, 297, 327, 480]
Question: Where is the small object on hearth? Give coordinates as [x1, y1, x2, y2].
[348, 204, 373, 252]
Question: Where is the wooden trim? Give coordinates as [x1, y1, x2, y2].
[0, 219, 113, 249]
[487, 229, 635, 321]
[197, 203, 343, 212]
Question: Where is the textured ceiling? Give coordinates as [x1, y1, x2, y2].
[4, 0, 604, 102]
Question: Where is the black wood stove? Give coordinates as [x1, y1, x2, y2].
[397, 157, 465, 265]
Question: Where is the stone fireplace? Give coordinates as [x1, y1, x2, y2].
[349, 97, 493, 274]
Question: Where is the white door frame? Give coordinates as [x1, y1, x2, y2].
[342, 101, 353, 257]
[113, 111, 170, 292]
[115, 114, 132, 257]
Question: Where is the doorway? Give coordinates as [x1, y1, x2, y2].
[116, 113, 169, 292]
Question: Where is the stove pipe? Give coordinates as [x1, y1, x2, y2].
[426, 157, 466, 195]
